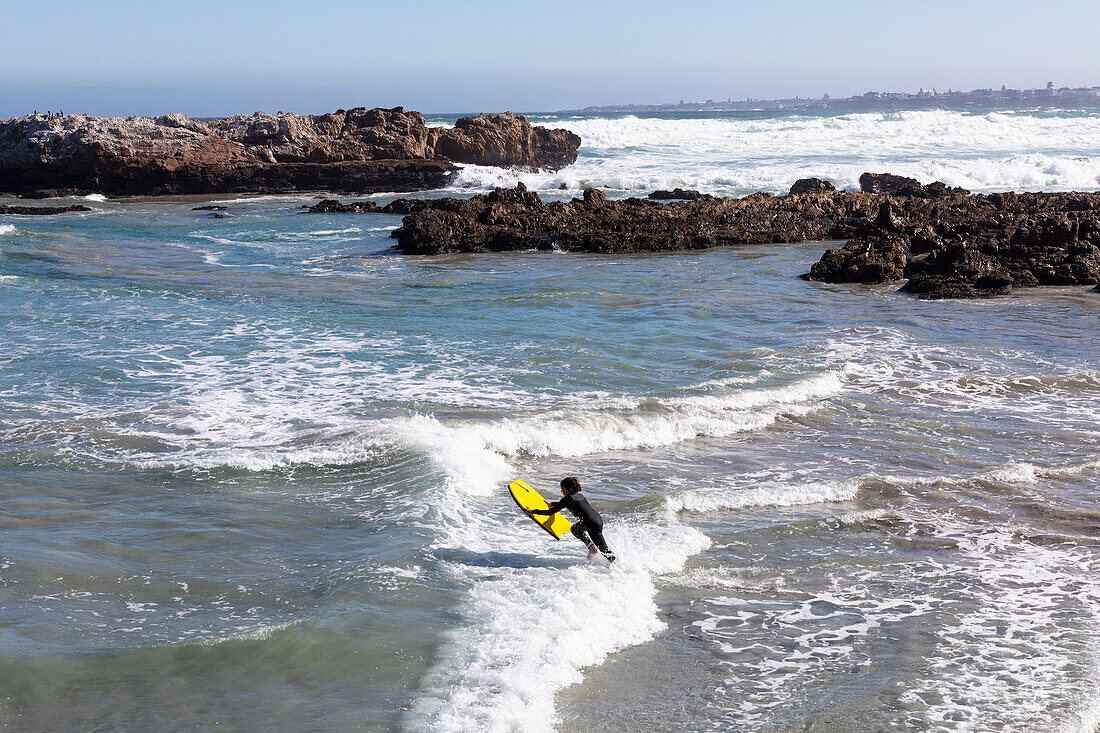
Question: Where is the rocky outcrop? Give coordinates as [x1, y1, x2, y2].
[859, 172, 921, 194]
[0, 108, 581, 197]
[427, 112, 580, 170]
[305, 197, 437, 215]
[381, 183, 871, 255]
[789, 178, 836, 195]
[309, 175, 1100, 298]
[804, 190, 1100, 297]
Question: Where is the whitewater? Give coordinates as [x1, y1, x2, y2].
[2, 109, 1100, 732]
[435, 109, 1100, 196]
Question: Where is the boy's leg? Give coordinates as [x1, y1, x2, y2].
[570, 523, 595, 548]
[570, 524, 600, 560]
[588, 527, 616, 563]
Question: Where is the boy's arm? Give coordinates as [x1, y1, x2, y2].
[528, 498, 565, 515]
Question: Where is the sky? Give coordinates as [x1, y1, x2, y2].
[1, 0, 1099, 117]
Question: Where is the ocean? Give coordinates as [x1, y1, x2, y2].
[2, 109, 1099, 732]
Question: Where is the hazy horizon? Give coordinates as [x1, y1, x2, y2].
[2, 0, 1099, 117]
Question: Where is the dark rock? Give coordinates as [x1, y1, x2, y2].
[807, 188, 1100, 296]
[387, 184, 855, 256]
[649, 188, 710, 201]
[921, 181, 970, 198]
[192, 205, 228, 210]
[301, 182, 1100, 298]
[308, 199, 379, 214]
[900, 275, 975, 299]
[0, 204, 92, 215]
[973, 271, 1014, 290]
[583, 188, 608, 206]
[873, 201, 901, 233]
[213, 213, 229, 218]
[381, 198, 436, 215]
[18, 189, 79, 199]
[859, 172, 921, 194]
[806, 234, 909, 283]
[789, 178, 836, 195]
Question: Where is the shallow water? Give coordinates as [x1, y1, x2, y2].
[3, 112, 1100, 732]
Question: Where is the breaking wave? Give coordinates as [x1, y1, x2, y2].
[449, 110, 1100, 195]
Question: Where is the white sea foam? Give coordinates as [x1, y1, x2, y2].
[308, 227, 362, 235]
[692, 508, 1100, 731]
[666, 477, 860, 513]
[978, 462, 1040, 484]
[82, 193, 107, 202]
[390, 371, 843, 496]
[450, 110, 1100, 195]
[897, 519, 1100, 730]
[91, 318, 843, 476]
[0, 224, 16, 235]
[202, 194, 311, 204]
[415, 519, 710, 733]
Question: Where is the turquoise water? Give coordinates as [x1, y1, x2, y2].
[3, 111, 1100, 732]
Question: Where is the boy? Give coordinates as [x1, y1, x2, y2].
[527, 477, 616, 563]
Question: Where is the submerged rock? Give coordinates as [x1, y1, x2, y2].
[0, 108, 581, 197]
[0, 203, 92, 215]
[308, 199, 379, 214]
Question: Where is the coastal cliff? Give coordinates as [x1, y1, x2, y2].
[310, 177, 1100, 298]
[0, 108, 580, 197]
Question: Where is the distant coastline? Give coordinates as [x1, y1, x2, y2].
[558, 82, 1100, 114]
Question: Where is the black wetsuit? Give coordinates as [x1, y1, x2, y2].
[531, 492, 615, 562]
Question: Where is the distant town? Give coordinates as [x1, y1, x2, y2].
[559, 82, 1100, 114]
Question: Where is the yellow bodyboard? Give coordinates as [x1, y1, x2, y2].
[509, 479, 573, 540]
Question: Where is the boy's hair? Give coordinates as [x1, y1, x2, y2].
[560, 477, 582, 494]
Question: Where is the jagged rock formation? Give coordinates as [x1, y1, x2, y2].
[310, 178, 1100, 298]
[789, 177, 836, 195]
[0, 108, 580, 197]
[806, 190, 1100, 297]
[859, 172, 922, 194]
[381, 183, 879, 255]
[426, 112, 580, 170]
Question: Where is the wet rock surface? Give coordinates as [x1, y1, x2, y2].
[0, 203, 92, 215]
[311, 179, 1100, 298]
[0, 108, 580, 197]
[805, 189, 1100, 297]
[648, 188, 711, 201]
[384, 183, 867, 255]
